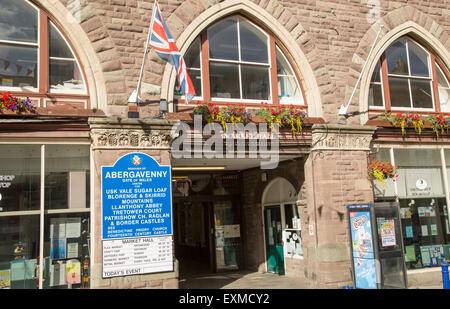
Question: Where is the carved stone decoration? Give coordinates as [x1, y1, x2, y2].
[91, 128, 174, 150]
[311, 124, 376, 151]
[108, 134, 118, 146]
[130, 133, 139, 147]
[97, 133, 108, 147]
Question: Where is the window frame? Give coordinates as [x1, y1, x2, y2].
[0, 0, 90, 110]
[174, 14, 307, 111]
[436, 62, 450, 112]
[0, 141, 92, 289]
[369, 36, 450, 115]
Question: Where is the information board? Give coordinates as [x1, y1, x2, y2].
[102, 236, 173, 278]
[101, 153, 173, 278]
[102, 153, 172, 239]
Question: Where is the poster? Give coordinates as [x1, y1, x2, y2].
[405, 245, 416, 262]
[349, 208, 376, 289]
[400, 208, 412, 219]
[421, 225, 429, 236]
[431, 224, 438, 236]
[51, 239, 67, 259]
[405, 225, 413, 238]
[379, 219, 396, 247]
[50, 263, 66, 287]
[0, 269, 10, 289]
[66, 218, 81, 238]
[418, 206, 436, 217]
[420, 245, 444, 266]
[224, 225, 240, 238]
[65, 260, 81, 284]
[283, 230, 302, 258]
[215, 227, 224, 249]
[50, 218, 66, 239]
[67, 242, 79, 259]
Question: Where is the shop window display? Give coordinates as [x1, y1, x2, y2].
[0, 144, 90, 289]
[283, 204, 302, 258]
[374, 147, 450, 270]
[400, 198, 450, 269]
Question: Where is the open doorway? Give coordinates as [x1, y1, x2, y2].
[174, 199, 213, 276]
[173, 173, 244, 278]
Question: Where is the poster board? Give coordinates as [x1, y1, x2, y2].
[347, 204, 377, 289]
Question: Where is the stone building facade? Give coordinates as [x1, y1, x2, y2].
[0, 0, 448, 289]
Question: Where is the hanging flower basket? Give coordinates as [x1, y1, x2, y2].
[192, 103, 252, 130]
[257, 103, 308, 134]
[367, 159, 398, 189]
[0, 92, 35, 114]
[425, 114, 449, 138]
[378, 111, 424, 136]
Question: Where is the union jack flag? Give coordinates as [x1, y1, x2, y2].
[150, 1, 195, 103]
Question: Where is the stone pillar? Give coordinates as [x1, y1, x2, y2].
[88, 117, 179, 289]
[303, 124, 376, 289]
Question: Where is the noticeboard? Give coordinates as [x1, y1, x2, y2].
[101, 153, 173, 278]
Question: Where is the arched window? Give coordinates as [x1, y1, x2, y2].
[0, 0, 89, 109]
[369, 36, 450, 112]
[176, 15, 305, 109]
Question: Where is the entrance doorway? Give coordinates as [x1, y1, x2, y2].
[264, 206, 285, 275]
[174, 199, 213, 274]
[172, 173, 244, 276]
[262, 178, 301, 275]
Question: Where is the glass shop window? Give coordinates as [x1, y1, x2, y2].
[393, 148, 449, 270]
[400, 198, 450, 269]
[0, 144, 90, 289]
[283, 204, 302, 258]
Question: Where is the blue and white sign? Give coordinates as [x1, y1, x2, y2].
[102, 153, 172, 240]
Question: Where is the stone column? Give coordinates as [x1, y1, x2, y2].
[88, 117, 179, 289]
[303, 124, 376, 289]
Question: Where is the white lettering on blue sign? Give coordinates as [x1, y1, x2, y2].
[101, 153, 172, 240]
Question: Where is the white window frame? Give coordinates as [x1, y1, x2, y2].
[368, 60, 386, 110]
[387, 38, 435, 111]
[48, 21, 87, 95]
[0, 0, 39, 93]
[208, 16, 273, 104]
[276, 46, 304, 106]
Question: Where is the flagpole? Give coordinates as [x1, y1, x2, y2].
[129, 0, 157, 104]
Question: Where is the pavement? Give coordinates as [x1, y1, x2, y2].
[179, 270, 309, 289]
[178, 259, 444, 289]
[179, 269, 444, 289]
